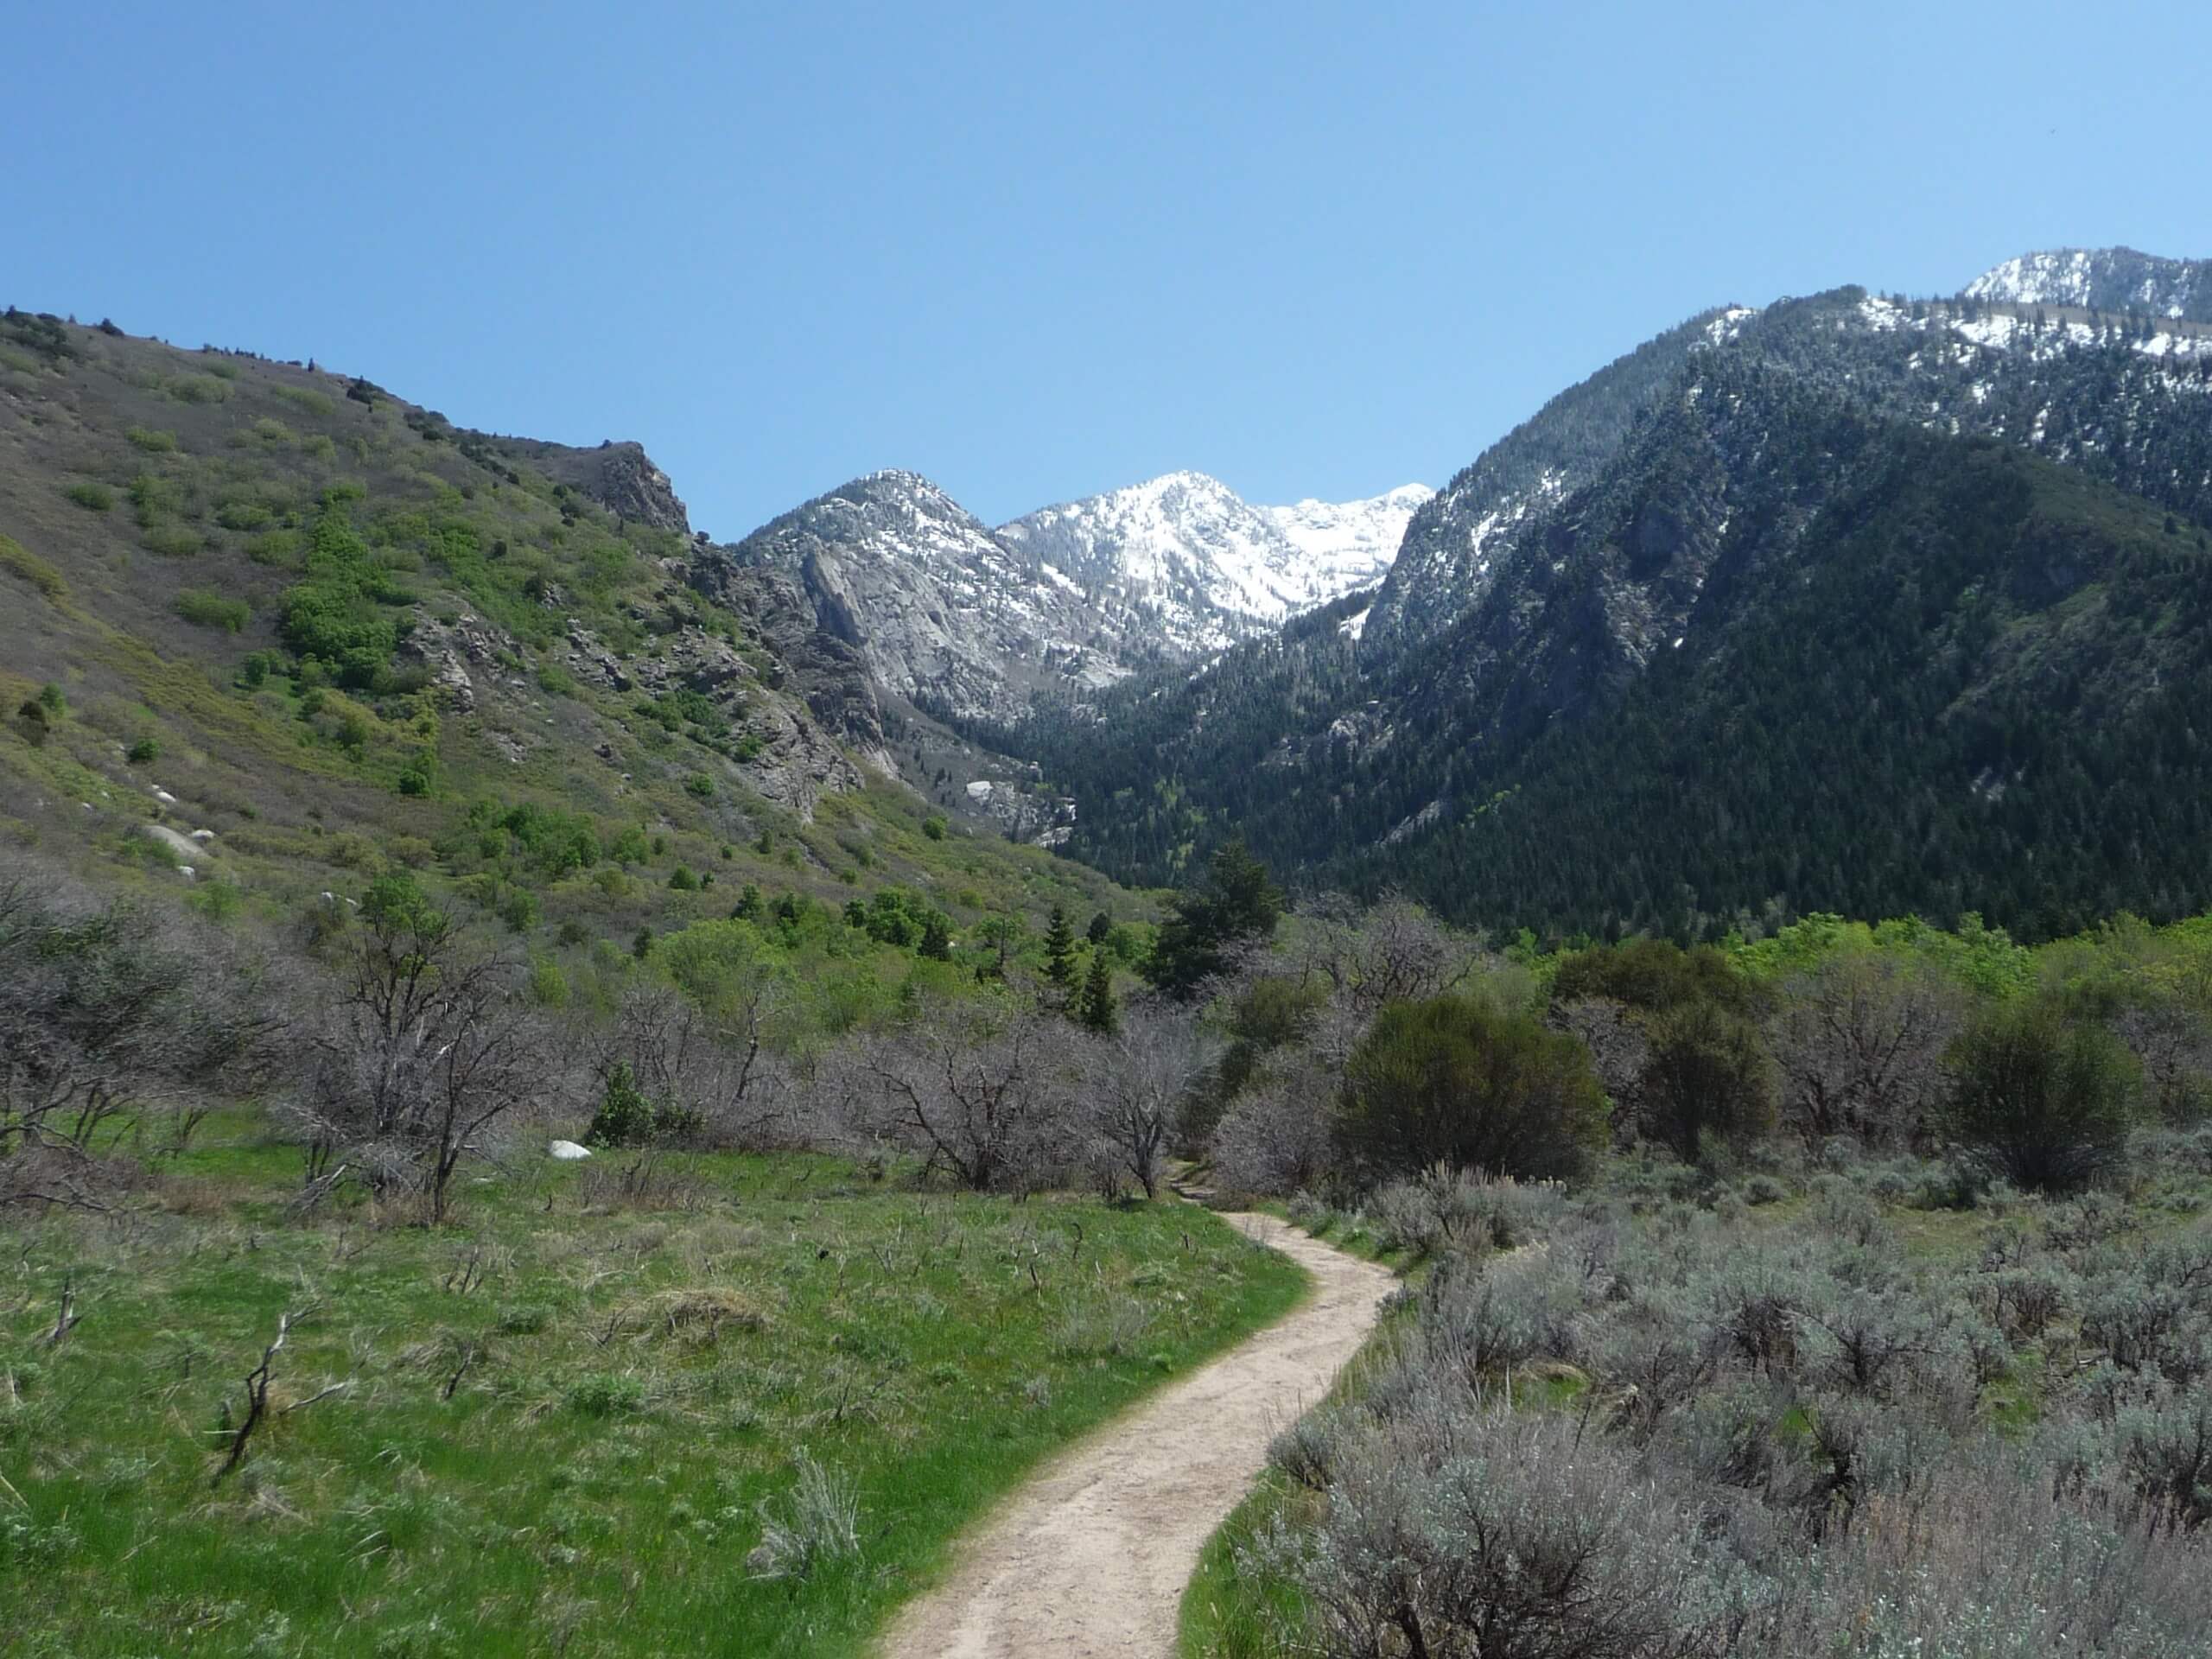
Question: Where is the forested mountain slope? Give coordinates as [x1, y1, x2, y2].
[1000, 276, 2212, 942]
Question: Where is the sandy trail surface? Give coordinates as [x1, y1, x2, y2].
[879, 1212, 1395, 1658]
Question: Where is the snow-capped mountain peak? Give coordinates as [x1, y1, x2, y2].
[999, 473, 1431, 652]
[724, 467, 1430, 725]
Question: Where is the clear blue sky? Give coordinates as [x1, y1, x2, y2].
[9, 1, 2207, 537]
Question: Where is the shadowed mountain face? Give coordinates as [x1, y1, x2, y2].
[988, 257, 2212, 942]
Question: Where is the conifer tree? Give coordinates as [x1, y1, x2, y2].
[1080, 950, 1118, 1033]
[1045, 905, 1077, 989]
[919, 913, 952, 961]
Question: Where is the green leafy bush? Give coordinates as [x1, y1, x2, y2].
[1338, 994, 1606, 1183]
[142, 526, 204, 558]
[174, 589, 251, 632]
[66, 480, 112, 512]
[1944, 996, 2139, 1193]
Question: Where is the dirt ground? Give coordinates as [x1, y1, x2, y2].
[880, 1213, 1395, 1657]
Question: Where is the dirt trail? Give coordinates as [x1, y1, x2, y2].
[879, 1213, 1395, 1659]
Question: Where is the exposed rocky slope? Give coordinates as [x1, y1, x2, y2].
[726, 468, 1429, 724]
[723, 470, 1128, 724]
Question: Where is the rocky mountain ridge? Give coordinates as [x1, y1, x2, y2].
[720, 467, 1430, 722]
[1965, 246, 2212, 323]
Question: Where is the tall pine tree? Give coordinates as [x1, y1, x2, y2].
[1080, 951, 1118, 1033]
[1045, 905, 1077, 991]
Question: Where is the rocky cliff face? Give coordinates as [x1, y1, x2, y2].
[721, 467, 1432, 725]
[723, 470, 1134, 722]
[495, 438, 694, 534]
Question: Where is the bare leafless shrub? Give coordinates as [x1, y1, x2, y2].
[1767, 953, 1962, 1149]
[0, 859, 291, 1172]
[590, 983, 792, 1150]
[289, 882, 552, 1223]
[1296, 893, 1491, 1018]
[1554, 996, 1649, 1140]
[2113, 999, 2212, 1126]
[1076, 1006, 1213, 1199]
[1210, 1049, 1337, 1198]
[844, 998, 1081, 1192]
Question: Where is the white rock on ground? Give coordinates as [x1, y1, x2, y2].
[136, 823, 208, 865]
[548, 1140, 593, 1160]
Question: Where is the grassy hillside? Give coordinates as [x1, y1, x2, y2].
[0, 308, 1140, 996]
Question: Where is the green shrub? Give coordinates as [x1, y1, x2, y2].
[923, 815, 948, 841]
[66, 480, 112, 512]
[527, 959, 569, 1007]
[1637, 1000, 1777, 1162]
[127, 737, 160, 765]
[565, 1373, 646, 1417]
[173, 589, 251, 632]
[683, 772, 715, 799]
[166, 373, 231, 405]
[245, 529, 303, 568]
[584, 1061, 701, 1149]
[1944, 996, 2139, 1193]
[186, 881, 244, 924]
[216, 500, 276, 531]
[125, 426, 176, 453]
[1339, 995, 1607, 1183]
[142, 526, 204, 559]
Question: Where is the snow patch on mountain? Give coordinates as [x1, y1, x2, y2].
[998, 473, 1430, 652]
[1966, 248, 2212, 322]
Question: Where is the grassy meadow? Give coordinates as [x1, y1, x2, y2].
[1, 1124, 1305, 1658]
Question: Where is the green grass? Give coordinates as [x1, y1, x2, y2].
[2, 1133, 1306, 1658]
[0, 534, 68, 601]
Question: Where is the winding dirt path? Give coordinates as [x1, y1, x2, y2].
[879, 1213, 1395, 1658]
